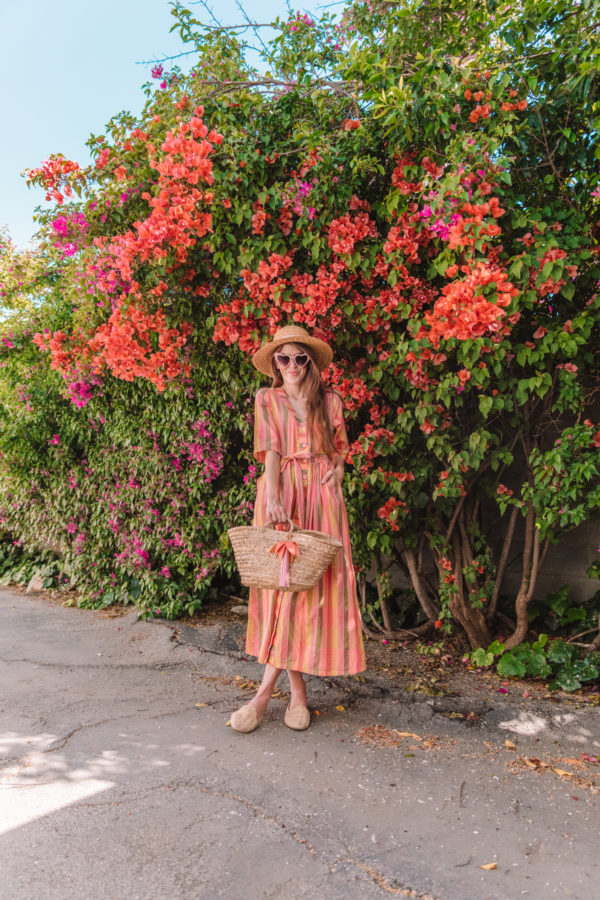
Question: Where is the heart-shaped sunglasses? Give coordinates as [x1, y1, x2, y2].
[274, 352, 310, 369]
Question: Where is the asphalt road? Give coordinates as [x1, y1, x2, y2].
[1, 589, 599, 900]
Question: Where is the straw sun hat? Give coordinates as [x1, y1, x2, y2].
[252, 325, 333, 377]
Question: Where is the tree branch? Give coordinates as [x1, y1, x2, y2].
[504, 503, 536, 650]
[488, 504, 518, 622]
[402, 547, 440, 621]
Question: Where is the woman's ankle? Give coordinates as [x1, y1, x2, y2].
[289, 688, 308, 709]
[287, 670, 307, 708]
[250, 688, 273, 711]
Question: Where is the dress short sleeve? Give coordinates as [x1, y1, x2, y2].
[331, 392, 349, 457]
[254, 388, 281, 462]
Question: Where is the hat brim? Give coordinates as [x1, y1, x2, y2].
[252, 335, 333, 377]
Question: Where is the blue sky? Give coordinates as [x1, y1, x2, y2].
[0, 0, 321, 248]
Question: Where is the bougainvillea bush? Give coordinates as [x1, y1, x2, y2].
[0, 316, 256, 616]
[1, 0, 599, 643]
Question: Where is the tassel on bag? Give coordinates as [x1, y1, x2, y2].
[269, 539, 300, 588]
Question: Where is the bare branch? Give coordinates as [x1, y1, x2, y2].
[403, 547, 440, 621]
[566, 626, 600, 644]
[137, 50, 202, 66]
[589, 614, 600, 651]
[235, 0, 270, 55]
[488, 504, 518, 622]
[188, 76, 358, 100]
[192, 0, 225, 29]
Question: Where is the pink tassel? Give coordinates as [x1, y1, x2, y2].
[270, 539, 300, 589]
[279, 548, 291, 588]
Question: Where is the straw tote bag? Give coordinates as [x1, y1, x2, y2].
[228, 518, 342, 592]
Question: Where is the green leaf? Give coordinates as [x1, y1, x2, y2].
[547, 587, 571, 616]
[509, 258, 523, 279]
[532, 633, 549, 651]
[497, 653, 527, 678]
[561, 606, 587, 625]
[471, 648, 494, 667]
[479, 396, 493, 417]
[553, 669, 582, 692]
[547, 640, 577, 666]
[524, 650, 552, 679]
[571, 660, 599, 682]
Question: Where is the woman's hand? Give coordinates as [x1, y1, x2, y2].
[266, 497, 288, 525]
[264, 450, 286, 525]
[321, 461, 344, 486]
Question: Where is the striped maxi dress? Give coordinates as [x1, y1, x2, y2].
[246, 386, 366, 676]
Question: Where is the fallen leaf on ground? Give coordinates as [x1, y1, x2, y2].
[394, 731, 423, 741]
[561, 757, 583, 767]
[336, 705, 345, 711]
[355, 725, 408, 748]
[195, 703, 208, 707]
[504, 739, 517, 751]
[508, 757, 599, 793]
[480, 862, 497, 870]
[524, 757, 550, 770]
[355, 725, 455, 751]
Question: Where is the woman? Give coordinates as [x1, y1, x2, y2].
[230, 325, 366, 734]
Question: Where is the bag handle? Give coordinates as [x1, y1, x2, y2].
[262, 516, 295, 540]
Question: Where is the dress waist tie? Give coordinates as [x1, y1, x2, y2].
[280, 452, 329, 529]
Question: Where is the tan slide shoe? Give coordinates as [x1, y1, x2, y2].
[284, 705, 310, 730]
[230, 704, 263, 733]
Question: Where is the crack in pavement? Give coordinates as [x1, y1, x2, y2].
[1, 704, 226, 772]
[41, 720, 114, 753]
[86, 774, 439, 899]
[338, 860, 440, 899]
[0, 654, 183, 672]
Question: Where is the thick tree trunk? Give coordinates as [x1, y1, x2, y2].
[403, 548, 440, 621]
[357, 571, 434, 641]
[449, 530, 492, 649]
[487, 504, 518, 622]
[376, 572, 395, 634]
[504, 504, 540, 650]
